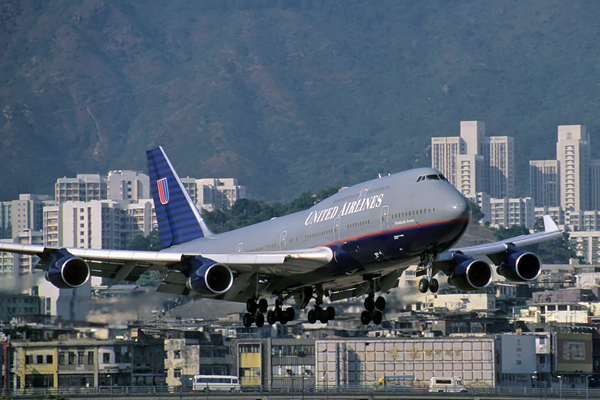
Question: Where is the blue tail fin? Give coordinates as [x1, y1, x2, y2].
[146, 146, 212, 248]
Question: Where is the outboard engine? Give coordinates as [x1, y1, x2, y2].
[496, 246, 541, 282]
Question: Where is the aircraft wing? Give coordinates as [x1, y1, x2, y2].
[431, 215, 563, 279]
[0, 241, 333, 289]
[448, 215, 563, 257]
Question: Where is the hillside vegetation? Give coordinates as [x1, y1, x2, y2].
[1, 0, 599, 201]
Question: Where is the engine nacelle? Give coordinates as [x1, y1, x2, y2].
[44, 249, 91, 289]
[496, 246, 541, 282]
[185, 257, 234, 296]
[447, 253, 493, 291]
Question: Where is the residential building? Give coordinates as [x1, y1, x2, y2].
[529, 160, 560, 208]
[107, 171, 150, 202]
[489, 197, 535, 230]
[556, 125, 590, 211]
[431, 121, 514, 199]
[163, 330, 231, 386]
[55, 174, 107, 205]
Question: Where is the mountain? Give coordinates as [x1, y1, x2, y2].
[1, 0, 599, 202]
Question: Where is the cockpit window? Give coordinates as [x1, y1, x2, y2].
[417, 174, 447, 182]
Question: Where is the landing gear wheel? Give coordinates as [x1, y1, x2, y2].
[360, 310, 371, 325]
[242, 313, 254, 328]
[372, 310, 383, 325]
[364, 296, 375, 312]
[319, 309, 329, 324]
[246, 299, 257, 313]
[254, 312, 265, 327]
[279, 313, 289, 325]
[267, 310, 277, 325]
[419, 278, 429, 293]
[285, 307, 295, 321]
[326, 306, 336, 320]
[307, 309, 317, 324]
[429, 278, 439, 293]
[258, 299, 268, 313]
[375, 296, 386, 311]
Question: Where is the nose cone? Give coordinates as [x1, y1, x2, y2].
[443, 187, 471, 222]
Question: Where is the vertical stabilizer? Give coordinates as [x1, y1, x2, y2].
[146, 147, 213, 248]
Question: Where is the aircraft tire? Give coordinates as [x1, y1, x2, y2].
[258, 299, 268, 313]
[246, 299, 257, 313]
[429, 278, 439, 293]
[364, 296, 375, 312]
[307, 309, 317, 324]
[319, 309, 328, 324]
[372, 310, 383, 325]
[242, 313, 254, 328]
[375, 296, 386, 311]
[255, 313, 265, 328]
[360, 310, 371, 325]
[285, 307, 295, 321]
[326, 306, 336, 320]
[418, 278, 429, 293]
[267, 310, 277, 325]
[279, 313, 289, 325]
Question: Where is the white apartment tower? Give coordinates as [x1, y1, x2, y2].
[431, 121, 514, 199]
[556, 125, 590, 211]
[107, 170, 150, 201]
[529, 160, 560, 208]
[55, 174, 107, 204]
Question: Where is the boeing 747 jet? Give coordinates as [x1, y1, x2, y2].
[0, 147, 562, 327]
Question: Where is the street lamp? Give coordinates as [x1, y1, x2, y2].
[557, 375, 562, 400]
[107, 374, 113, 400]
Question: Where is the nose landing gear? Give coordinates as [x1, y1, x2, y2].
[416, 251, 439, 293]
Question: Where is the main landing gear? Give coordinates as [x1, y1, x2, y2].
[242, 296, 295, 328]
[360, 294, 386, 325]
[417, 252, 439, 294]
[306, 285, 336, 324]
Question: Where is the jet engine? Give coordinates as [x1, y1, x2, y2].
[185, 257, 234, 296]
[496, 246, 541, 282]
[446, 253, 493, 291]
[44, 249, 91, 289]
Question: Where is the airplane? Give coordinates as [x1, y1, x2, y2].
[0, 146, 563, 327]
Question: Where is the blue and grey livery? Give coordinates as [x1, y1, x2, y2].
[0, 147, 563, 327]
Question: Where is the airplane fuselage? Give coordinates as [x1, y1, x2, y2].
[164, 167, 471, 295]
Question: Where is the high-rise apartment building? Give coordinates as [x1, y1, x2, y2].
[556, 125, 590, 211]
[431, 121, 514, 199]
[0, 194, 53, 239]
[529, 160, 560, 208]
[107, 170, 150, 201]
[55, 174, 107, 204]
[589, 160, 600, 211]
[195, 178, 247, 211]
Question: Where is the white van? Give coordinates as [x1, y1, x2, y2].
[429, 377, 467, 393]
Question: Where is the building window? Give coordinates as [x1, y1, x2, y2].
[88, 351, 94, 364]
[37, 355, 44, 364]
[174, 350, 181, 359]
[174, 368, 182, 378]
[103, 353, 110, 363]
[78, 351, 85, 364]
[46, 355, 53, 364]
[68, 352, 76, 364]
[58, 352, 65, 365]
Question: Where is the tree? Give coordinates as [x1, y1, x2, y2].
[129, 229, 163, 287]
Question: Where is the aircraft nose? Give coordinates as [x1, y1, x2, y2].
[444, 189, 471, 222]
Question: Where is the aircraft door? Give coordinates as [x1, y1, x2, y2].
[333, 216, 341, 242]
[279, 231, 287, 250]
[236, 243, 243, 253]
[380, 205, 389, 231]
